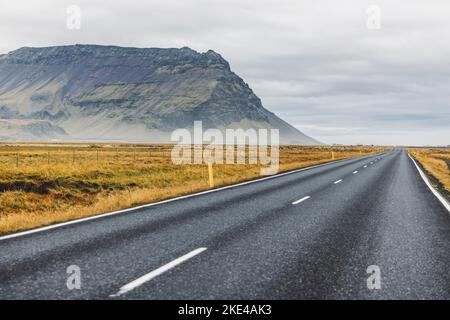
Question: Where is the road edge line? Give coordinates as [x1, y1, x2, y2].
[408, 153, 450, 212]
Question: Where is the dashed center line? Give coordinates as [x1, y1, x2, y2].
[353, 171, 358, 174]
[292, 196, 311, 205]
[334, 179, 343, 184]
[110, 247, 207, 298]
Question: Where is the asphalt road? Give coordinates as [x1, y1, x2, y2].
[0, 149, 449, 299]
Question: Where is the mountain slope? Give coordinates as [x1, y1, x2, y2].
[0, 44, 320, 144]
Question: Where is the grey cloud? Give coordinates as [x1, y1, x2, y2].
[0, 0, 449, 145]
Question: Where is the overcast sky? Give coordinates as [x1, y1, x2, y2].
[1, 0, 449, 145]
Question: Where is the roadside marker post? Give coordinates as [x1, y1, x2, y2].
[207, 162, 214, 188]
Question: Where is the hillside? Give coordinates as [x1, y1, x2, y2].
[0, 44, 320, 144]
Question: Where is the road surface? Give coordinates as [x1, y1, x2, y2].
[0, 149, 449, 299]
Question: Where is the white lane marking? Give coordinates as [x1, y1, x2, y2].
[408, 154, 450, 212]
[292, 196, 311, 205]
[334, 179, 343, 184]
[0, 152, 386, 242]
[364, 165, 368, 168]
[110, 247, 207, 298]
[353, 171, 358, 174]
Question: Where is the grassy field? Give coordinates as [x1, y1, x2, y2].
[0, 143, 388, 234]
[408, 148, 450, 199]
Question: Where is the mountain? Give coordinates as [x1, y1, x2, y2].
[0, 44, 320, 144]
[0, 119, 67, 141]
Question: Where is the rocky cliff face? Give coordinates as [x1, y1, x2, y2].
[0, 44, 320, 144]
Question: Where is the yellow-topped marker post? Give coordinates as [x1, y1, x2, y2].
[207, 162, 214, 188]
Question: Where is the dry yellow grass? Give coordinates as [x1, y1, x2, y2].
[0, 143, 388, 234]
[408, 148, 450, 196]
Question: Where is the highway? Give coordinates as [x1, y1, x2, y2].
[0, 149, 449, 299]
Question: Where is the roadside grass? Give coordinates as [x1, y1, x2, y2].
[407, 148, 450, 199]
[0, 144, 387, 234]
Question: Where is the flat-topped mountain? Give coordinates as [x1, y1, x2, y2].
[0, 44, 320, 144]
